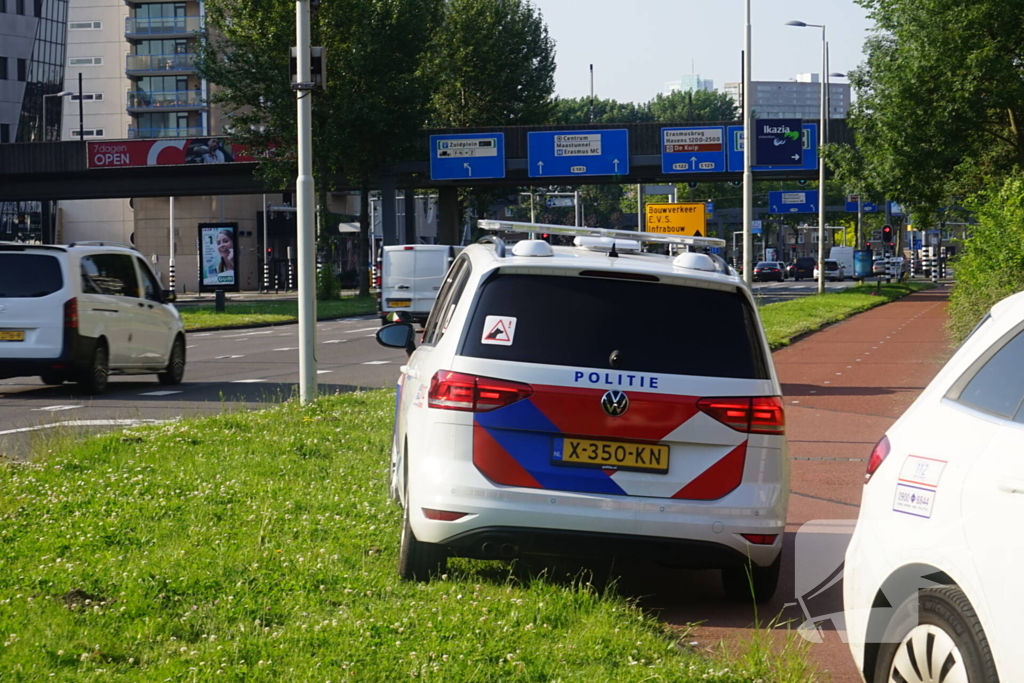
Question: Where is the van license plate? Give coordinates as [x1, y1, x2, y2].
[386, 299, 411, 308]
[0, 330, 25, 341]
[553, 438, 669, 474]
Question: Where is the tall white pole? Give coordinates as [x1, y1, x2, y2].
[168, 197, 176, 292]
[574, 190, 580, 226]
[295, 0, 317, 403]
[816, 30, 827, 294]
[742, 0, 753, 285]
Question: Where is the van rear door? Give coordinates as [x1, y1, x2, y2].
[0, 250, 68, 360]
[382, 247, 416, 314]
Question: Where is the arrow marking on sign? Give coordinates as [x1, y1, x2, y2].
[463, 163, 472, 176]
[536, 161, 544, 175]
[791, 154, 800, 160]
[690, 156, 697, 168]
[612, 159, 620, 172]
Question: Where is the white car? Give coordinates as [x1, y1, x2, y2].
[844, 290, 1024, 682]
[814, 259, 846, 281]
[377, 244, 462, 326]
[376, 221, 790, 601]
[0, 242, 185, 394]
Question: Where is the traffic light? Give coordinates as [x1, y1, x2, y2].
[540, 233, 550, 243]
[731, 181, 741, 187]
[687, 182, 698, 189]
[798, 179, 808, 186]
[881, 225, 894, 246]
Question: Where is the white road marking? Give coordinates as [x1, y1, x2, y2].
[347, 327, 380, 333]
[317, 370, 333, 374]
[139, 390, 183, 396]
[220, 330, 274, 339]
[362, 360, 390, 365]
[31, 405, 82, 412]
[322, 339, 347, 344]
[193, 333, 212, 337]
[0, 418, 167, 436]
[231, 379, 267, 384]
[273, 347, 298, 352]
[186, 345, 197, 349]
[216, 355, 245, 359]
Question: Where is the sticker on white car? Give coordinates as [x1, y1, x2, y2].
[481, 316, 516, 346]
[892, 455, 947, 518]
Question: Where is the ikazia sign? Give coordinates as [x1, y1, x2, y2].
[87, 138, 259, 168]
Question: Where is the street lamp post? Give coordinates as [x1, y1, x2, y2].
[41, 90, 74, 142]
[786, 20, 827, 294]
[742, 0, 753, 285]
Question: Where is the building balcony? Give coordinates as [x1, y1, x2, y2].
[125, 53, 197, 76]
[127, 126, 206, 139]
[125, 15, 202, 40]
[126, 89, 206, 112]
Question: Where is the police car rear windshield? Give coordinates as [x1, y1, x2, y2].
[460, 273, 770, 380]
[0, 254, 64, 298]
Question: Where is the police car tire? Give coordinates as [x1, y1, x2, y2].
[721, 554, 781, 604]
[872, 586, 997, 683]
[398, 500, 447, 582]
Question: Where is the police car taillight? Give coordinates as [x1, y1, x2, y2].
[696, 397, 785, 434]
[865, 435, 890, 484]
[428, 371, 533, 412]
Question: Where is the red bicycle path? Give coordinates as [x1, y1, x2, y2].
[614, 285, 953, 682]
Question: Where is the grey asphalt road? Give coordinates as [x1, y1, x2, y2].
[0, 315, 405, 459]
[751, 277, 860, 304]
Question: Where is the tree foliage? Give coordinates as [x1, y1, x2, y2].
[425, 0, 555, 127]
[549, 97, 652, 125]
[648, 90, 738, 122]
[842, 0, 1024, 213]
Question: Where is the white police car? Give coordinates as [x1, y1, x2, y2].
[376, 222, 789, 601]
[844, 289, 1024, 682]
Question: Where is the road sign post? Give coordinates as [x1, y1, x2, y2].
[527, 130, 629, 177]
[429, 133, 505, 180]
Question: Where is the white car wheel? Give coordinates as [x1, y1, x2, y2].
[873, 586, 997, 683]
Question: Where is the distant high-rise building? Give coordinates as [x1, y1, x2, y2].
[664, 74, 714, 95]
[723, 74, 851, 120]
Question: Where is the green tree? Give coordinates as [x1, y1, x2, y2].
[843, 0, 1024, 208]
[425, 0, 555, 127]
[549, 96, 652, 125]
[198, 0, 442, 295]
[648, 90, 738, 122]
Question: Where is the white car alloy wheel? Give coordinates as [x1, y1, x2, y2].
[886, 624, 968, 683]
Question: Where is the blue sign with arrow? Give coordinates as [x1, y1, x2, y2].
[727, 123, 818, 172]
[660, 126, 726, 174]
[769, 190, 819, 214]
[527, 129, 629, 177]
[845, 200, 879, 213]
[429, 133, 505, 180]
[754, 119, 803, 166]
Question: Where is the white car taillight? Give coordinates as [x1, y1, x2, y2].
[865, 435, 891, 483]
[696, 396, 786, 434]
[427, 370, 533, 413]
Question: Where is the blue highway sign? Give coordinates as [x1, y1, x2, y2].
[527, 129, 629, 177]
[754, 119, 803, 166]
[727, 123, 818, 172]
[769, 190, 819, 214]
[661, 126, 726, 174]
[845, 200, 879, 213]
[430, 133, 505, 180]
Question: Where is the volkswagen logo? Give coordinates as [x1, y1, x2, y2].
[601, 390, 629, 417]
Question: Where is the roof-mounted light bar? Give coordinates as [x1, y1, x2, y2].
[477, 220, 726, 248]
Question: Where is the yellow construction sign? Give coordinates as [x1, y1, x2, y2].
[645, 202, 707, 236]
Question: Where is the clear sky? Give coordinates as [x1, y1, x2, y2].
[532, 0, 875, 104]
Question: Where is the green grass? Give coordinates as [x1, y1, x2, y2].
[759, 281, 935, 349]
[178, 296, 377, 331]
[0, 392, 816, 682]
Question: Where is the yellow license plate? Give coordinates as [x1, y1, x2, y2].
[0, 330, 25, 341]
[554, 438, 669, 474]
[387, 299, 411, 308]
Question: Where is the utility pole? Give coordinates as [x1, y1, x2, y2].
[294, 0, 317, 403]
[741, 0, 754, 285]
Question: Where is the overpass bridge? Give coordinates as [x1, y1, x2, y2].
[0, 119, 852, 243]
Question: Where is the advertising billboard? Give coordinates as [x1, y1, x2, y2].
[198, 223, 240, 292]
[87, 138, 261, 168]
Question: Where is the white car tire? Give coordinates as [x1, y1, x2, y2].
[872, 586, 998, 683]
[721, 554, 781, 604]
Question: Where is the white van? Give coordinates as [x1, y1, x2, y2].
[377, 245, 461, 325]
[829, 246, 855, 276]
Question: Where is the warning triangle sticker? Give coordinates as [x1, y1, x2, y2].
[481, 316, 516, 346]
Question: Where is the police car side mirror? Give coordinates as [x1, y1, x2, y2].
[376, 323, 415, 355]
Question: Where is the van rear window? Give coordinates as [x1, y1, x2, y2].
[0, 254, 64, 298]
[460, 273, 769, 379]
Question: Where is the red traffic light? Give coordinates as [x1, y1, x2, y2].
[881, 225, 894, 245]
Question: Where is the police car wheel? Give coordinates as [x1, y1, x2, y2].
[397, 495, 447, 582]
[721, 554, 781, 604]
[872, 586, 996, 683]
